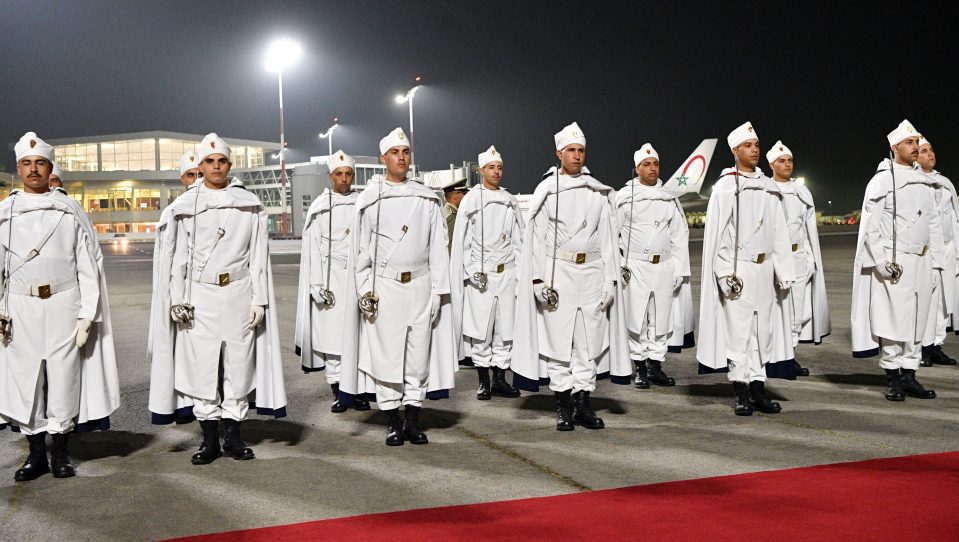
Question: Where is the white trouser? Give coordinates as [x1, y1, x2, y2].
[789, 275, 812, 348]
[374, 325, 430, 410]
[628, 296, 667, 362]
[192, 363, 249, 421]
[727, 313, 767, 383]
[19, 363, 76, 436]
[470, 299, 511, 369]
[936, 309, 949, 346]
[313, 351, 342, 384]
[545, 310, 597, 393]
[880, 338, 921, 371]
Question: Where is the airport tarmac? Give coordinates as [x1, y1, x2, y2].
[1, 226, 957, 541]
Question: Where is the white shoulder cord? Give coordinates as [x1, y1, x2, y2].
[542, 166, 560, 309]
[621, 175, 634, 284]
[887, 153, 902, 283]
[316, 189, 336, 306]
[473, 186, 488, 290]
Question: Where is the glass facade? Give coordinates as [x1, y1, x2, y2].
[158, 138, 199, 171]
[56, 143, 99, 171]
[232, 145, 265, 169]
[101, 139, 157, 172]
[53, 135, 271, 173]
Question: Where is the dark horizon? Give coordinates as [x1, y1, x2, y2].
[1, 0, 952, 212]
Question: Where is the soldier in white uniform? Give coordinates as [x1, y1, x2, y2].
[450, 146, 523, 400]
[916, 135, 959, 367]
[1, 132, 120, 481]
[698, 122, 795, 416]
[49, 162, 65, 191]
[851, 120, 941, 401]
[340, 127, 456, 446]
[149, 133, 287, 465]
[512, 122, 631, 431]
[617, 143, 690, 389]
[766, 142, 830, 376]
[294, 150, 371, 412]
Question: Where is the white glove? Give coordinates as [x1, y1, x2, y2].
[534, 283, 548, 305]
[310, 285, 321, 304]
[248, 305, 265, 329]
[875, 263, 895, 280]
[778, 280, 792, 292]
[75, 318, 92, 348]
[429, 294, 441, 324]
[597, 282, 614, 311]
[672, 276, 684, 290]
[718, 277, 734, 299]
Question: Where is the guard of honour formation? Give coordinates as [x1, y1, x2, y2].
[0, 119, 953, 481]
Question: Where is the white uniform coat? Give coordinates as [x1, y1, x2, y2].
[337, 176, 456, 404]
[450, 184, 524, 360]
[778, 179, 831, 344]
[697, 169, 796, 375]
[616, 179, 693, 345]
[149, 179, 287, 424]
[294, 188, 359, 370]
[0, 190, 120, 431]
[918, 170, 959, 344]
[511, 167, 631, 390]
[851, 160, 945, 356]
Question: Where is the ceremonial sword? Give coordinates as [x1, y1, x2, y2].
[473, 183, 488, 290]
[725, 165, 745, 297]
[316, 189, 336, 307]
[542, 166, 561, 309]
[621, 169, 635, 285]
[359, 178, 383, 318]
[887, 152, 903, 284]
[0, 196, 15, 341]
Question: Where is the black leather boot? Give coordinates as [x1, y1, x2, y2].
[476, 367, 492, 400]
[920, 349, 934, 368]
[555, 391, 574, 431]
[646, 360, 675, 386]
[330, 383, 347, 413]
[402, 406, 429, 444]
[192, 420, 222, 465]
[748, 381, 782, 413]
[222, 419, 255, 460]
[50, 433, 76, 478]
[633, 359, 650, 389]
[490, 368, 521, 398]
[794, 359, 810, 376]
[732, 382, 754, 416]
[900, 369, 936, 399]
[572, 391, 605, 429]
[14, 434, 49, 482]
[353, 395, 371, 411]
[931, 345, 958, 366]
[884, 369, 905, 401]
[385, 409, 404, 446]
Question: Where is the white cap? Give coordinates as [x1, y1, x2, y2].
[633, 143, 659, 166]
[14, 132, 55, 162]
[919, 135, 931, 147]
[197, 133, 231, 163]
[178, 151, 197, 176]
[727, 121, 758, 149]
[51, 162, 64, 180]
[766, 140, 793, 164]
[379, 127, 409, 155]
[554, 122, 586, 151]
[887, 119, 919, 147]
[478, 145, 503, 168]
[328, 149, 355, 171]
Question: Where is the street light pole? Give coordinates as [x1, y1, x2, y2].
[396, 76, 422, 175]
[277, 68, 288, 238]
[264, 37, 301, 238]
[318, 118, 339, 156]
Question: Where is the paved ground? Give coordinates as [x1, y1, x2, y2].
[1, 226, 957, 541]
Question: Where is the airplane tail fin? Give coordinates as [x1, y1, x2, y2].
[662, 138, 718, 196]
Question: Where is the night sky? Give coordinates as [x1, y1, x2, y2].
[1, 0, 952, 212]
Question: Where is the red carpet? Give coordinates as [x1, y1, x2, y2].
[169, 451, 959, 541]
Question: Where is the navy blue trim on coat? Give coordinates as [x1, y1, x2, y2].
[765, 359, 797, 380]
[698, 363, 728, 375]
[294, 346, 302, 356]
[426, 389, 450, 400]
[595, 371, 632, 386]
[75, 416, 112, 433]
[337, 391, 377, 408]
[798, 332, 831, 345]
[151, 406, 197, 425]
[853, 347, 880, 358]
[301, 365, 326, 374]
[668, 332, 697, 353]
[252, 405, 287, 419]
[513, 373, 549, 392]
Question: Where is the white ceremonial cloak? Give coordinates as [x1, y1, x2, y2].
[511, 167, 631, 391]
[450, 184, 524, 361]
[0, 190, 120, 432]
[851, 160, 945, 357]
[928, 172, 959, 334]
[918, 170, 959, 344]
[294, 188, 359, 371]
[148, 178, 287, 424]
[616, 179, 693, 349]
[778, 180, 831, 345]
[337, 175, 456, 405]
[697, 169, 796, 378]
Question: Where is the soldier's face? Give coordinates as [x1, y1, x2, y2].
[635, 158, 659, 185]
[481, 162, 503, 187]
[556, 144, 585, 175]
[893, 137, 919, 165]
[17, 156, 52, 193]
[733, 140, 760, 169]
[199, 154, 232, 186]
[770, 156, 794, 179]
[49, 175, 63, 188]
[380, 146, 410, 180]
[180, 168, 200, 188]
[329, 166, 354, 194]
[447, 191, 464, 207]
[917, 144, 936, 171]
